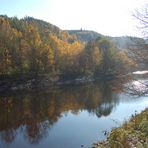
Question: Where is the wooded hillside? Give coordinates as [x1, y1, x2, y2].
[0, 15, 134, 82]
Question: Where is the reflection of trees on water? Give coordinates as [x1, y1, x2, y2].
[24, 121, 49, 144]
[0, 78, 127, 144]
[90, 80, 121, 117]
[0, 129, 17, 143]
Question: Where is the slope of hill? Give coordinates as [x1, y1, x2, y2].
[108, 36, 146, 49]
[23, 17, 77, 43]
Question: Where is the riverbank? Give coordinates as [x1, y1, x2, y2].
[92, 108, 148, 148]
[0, 73, 118, 93]
[0, 75, 95, 93]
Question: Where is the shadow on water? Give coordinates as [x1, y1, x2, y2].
[0, 77, 131, 145]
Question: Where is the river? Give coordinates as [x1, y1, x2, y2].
[0, 73, 147, 148]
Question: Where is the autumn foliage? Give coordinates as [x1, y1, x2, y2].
[0, 15, 133, 81]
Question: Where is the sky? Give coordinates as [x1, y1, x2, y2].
[0, 0, 147, 37]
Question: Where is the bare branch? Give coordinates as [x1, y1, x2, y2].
[133, 4, 148, 38]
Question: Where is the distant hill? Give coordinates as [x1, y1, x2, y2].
[65, 30, 103, 42]
[108, 36, 146, 50]
[66, 29, 146, 50]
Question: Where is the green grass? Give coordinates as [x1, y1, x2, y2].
[93, 108, 148, 148]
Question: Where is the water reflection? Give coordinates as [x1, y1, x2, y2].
[0, 78, 129, 145]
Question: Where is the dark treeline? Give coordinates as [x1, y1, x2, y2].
[0, 15, 133, 84]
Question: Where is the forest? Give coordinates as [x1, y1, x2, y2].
[0, 15, 144, 90]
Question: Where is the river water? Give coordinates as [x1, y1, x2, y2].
[0, 74, 147, 148]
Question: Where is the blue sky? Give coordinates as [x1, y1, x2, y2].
[0, 0, 147, 37]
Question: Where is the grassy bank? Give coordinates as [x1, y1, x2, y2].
[93, 108, 148, 148]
